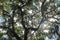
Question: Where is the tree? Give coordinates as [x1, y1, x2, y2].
[0, 0, 60, 40]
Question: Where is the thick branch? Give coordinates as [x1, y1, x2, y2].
[41, 0, 46, 17]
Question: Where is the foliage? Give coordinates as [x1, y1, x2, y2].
[0, 0, 60, 40]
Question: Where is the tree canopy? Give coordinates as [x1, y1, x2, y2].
[0, 0, 60, 40]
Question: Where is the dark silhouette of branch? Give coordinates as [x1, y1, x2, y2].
[18, 2, 28, 40]
[19, 7, 27, 29]
[41, 0, 46, 17]
[55, 25, 60, 37]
